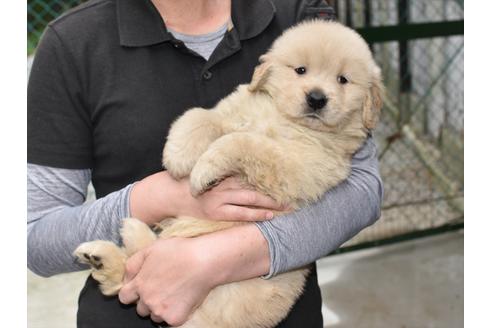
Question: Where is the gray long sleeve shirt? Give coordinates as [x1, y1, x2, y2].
[27, 136, 382, 278]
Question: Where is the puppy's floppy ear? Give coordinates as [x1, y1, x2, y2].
[363, 66, 384, 130]
[248, 55, 272, 92]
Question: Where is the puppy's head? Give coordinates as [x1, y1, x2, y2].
[249, 20, 383, 133]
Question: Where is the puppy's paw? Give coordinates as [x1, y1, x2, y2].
[162, 147, 196, 180]
[120, 218, 157, 257]
[74, 241, 127, 296]
[74, 241, 106, 269]
[163, 108, 223, 179]
[189, 163, 223, 197]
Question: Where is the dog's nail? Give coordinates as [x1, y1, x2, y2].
[207, 179, 218, 187]
[92, 255, 101, 262]
[83, 253, 90, 260]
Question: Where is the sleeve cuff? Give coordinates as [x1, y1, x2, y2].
[113, 183, 135, 245]
[255, 220, 279, 279]
[122, 182, 136, 218]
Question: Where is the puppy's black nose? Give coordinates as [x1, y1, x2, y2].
[306, 90, 327, 111]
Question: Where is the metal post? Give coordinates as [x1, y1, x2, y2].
[398, 0, 411, 125]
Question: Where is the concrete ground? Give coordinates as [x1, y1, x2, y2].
[318, 231, 463, 328]
[27, 231, 463, 328]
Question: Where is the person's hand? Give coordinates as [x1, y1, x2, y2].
[118, 237, 216, 325]
[130, 171, 289, 225]
[118, 223, 271, 326]
[178, 175, 289, 221]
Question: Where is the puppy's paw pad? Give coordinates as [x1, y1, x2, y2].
[74, 241, 121, 271]
[84, 253, 103, 269]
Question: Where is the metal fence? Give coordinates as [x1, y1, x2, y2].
[27, 0, 86, 54]
[330, 0, 464, 251]
[27, 0, 464, 252]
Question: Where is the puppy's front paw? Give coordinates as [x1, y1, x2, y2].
[163, 108, 223, 179]
[162, 146, 196, 180]
[189, 164, 223, 197]
[74, 241, 127, 296]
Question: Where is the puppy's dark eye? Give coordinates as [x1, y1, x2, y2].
[294, 67, 306, 75]
[337, 75, 348, 84]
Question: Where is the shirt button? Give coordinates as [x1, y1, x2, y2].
[203, 70, 213, 80]
[172, 41, 182, 48]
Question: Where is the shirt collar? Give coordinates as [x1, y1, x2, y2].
[116, 0, 276, 47]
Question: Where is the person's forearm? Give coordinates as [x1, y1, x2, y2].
[195, 223, 270, 286]
[28, 185, 132, 277]
[130, 171, 186, 224]
[256, 136, 383, 277]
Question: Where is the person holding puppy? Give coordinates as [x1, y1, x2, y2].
[27, 0, 383, 327]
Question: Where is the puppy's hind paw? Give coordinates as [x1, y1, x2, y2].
[74, 241, 104, 269]
[82, 252, 103, 269]
[74, 241, 127, 269]
[120, 218, 157, 257]
[74, 241, 128, 296]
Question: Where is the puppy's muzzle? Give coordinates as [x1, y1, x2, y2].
[306, 90, 327, 111]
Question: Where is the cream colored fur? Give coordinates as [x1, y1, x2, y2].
[74, 20, 383, 328]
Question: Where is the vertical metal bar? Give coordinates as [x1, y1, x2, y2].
[398, 0, 411, 93]
[345, 0, 353, 27]
[364, 0, 372, 26]
[398, 0, 411, 124]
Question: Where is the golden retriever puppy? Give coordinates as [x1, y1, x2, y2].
[74, 20, 383, 328]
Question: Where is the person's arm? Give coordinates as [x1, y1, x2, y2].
[257, 135, 383, 277]
[27, 164, 283, 277]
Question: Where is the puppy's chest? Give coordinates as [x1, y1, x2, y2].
[224, 117, 298, 141]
